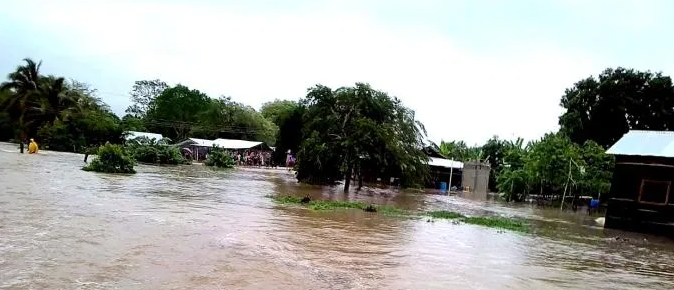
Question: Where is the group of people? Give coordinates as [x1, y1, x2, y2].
[18, 138, 39, 154]
[232, 150, 274, 167]
[227, 149, 296, 170]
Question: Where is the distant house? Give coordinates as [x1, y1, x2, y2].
[173, 138, 217, 161]
[212, 138, 272, 151]
[174, 137, 272, 161]
[605, 130, 674, 236]
[423, 146, 464, 190]
[124, 131, 164, 142]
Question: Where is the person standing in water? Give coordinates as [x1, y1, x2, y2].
[28, 138, 39, 154]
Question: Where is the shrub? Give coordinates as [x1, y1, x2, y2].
[132, 145, 159, 163]
[126, 137, 187, 165]
[157, 146, 187, 165]
[205, 148, 235, 168]
[82, 143, 136, 174]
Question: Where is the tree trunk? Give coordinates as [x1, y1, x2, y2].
[357, 162, 363, 190]
[344, 162, 353, 193]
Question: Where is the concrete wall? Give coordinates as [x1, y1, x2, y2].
[462, 161, 491, 198]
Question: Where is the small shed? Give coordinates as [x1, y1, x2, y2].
[423, 146, 463, 190]
[427, 157, 464, 190]
[605, 130, 674, 236]
[174, 138, 217, 161]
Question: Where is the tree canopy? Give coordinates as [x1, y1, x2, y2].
[261, 99, 303, 164]
[295, 83, 429, 191]
[0, 58, 124, 152]
[559, 67, 674, 148]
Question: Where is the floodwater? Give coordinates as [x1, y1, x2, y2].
[1, 143, 673, 290]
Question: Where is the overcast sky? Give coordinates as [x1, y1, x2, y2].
[1, 0, 673, 145]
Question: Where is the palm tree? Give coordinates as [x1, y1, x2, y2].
[0, 58, 43, 152]
[38, 75, 73, 124]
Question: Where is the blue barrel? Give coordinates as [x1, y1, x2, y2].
[440, 182, 448, 191]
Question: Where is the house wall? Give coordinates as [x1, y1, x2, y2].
[605, 155, 674, 236]
[462, 161, 491, 197]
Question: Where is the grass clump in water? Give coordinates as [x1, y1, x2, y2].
[426, 210, 465, 219]
[463, 216, 528, 232]
[424, 210, 528, 232]
[270, 195, 366, 210]
[270, 195, 304, 204]
[377, 205, 411, 217]
[269, 195, 528, 232]
[270, 195, 407, 214]
[307, 200, 366, 210]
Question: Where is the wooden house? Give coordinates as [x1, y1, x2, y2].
[605, 130, 674, 236]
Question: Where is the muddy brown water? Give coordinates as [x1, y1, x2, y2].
[1, 143, 673, 290]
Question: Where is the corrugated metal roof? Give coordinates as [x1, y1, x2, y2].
[185, 138, 216, 147]
[176, 138, 266, 149]
[606, 130, 674, 158]
[428, 157, 464, 169]
[125, 131, 163, 141]
[213, 138, 263, 149]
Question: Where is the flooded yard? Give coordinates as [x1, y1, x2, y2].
[1, 143, 673, 290]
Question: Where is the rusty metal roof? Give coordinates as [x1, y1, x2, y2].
[606, 130, 674, 158]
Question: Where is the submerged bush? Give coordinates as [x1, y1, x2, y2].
[131, 145, 159, 163]
[205, 148, 235, 168]
[126, 137, 187, 165]
[82, 143, 136, 174]
[130, 145, 186, 165]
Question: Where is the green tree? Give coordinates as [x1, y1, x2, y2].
[192, 96, 277, 144]
[481, 136, 509, 191]
[560, 67, 674, 148]
[36, 80, 124, 152]
[436, 140, 469, 161]
[125, 79, 168, 118]
[525, 133, 584, 196]
[120, 114, 146, 131]
[296, 83, 429, 191]
[0, 58, 44, 148]
[145, 84, 210, 141]
[578, 140, 615, 199]
[496, 137, 530, 201]
[260, 99, 298, 125]
[260, 99, 303, 165]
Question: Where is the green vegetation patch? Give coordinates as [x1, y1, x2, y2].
[463, 216, 528, 232]
[82, 143, 136, 174]
[270, 195, 408, 215]
[204, 147, 235, 168]
[269, 195, 529, 232]
[426, 210, 465, 219]
[270, 195, 304, 204]
[307, 200, 366, 210]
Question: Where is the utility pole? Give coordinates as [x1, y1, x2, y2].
[561, 160, 572, 210]
[561, 158, 584, 210]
